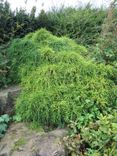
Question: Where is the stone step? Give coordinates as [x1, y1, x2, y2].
[0, 123, 68, 156]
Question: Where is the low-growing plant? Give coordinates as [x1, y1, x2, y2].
[81, 112, 117, 155]
[0, 114, 10, 138]
[64, 111, 117, 156]
[12, 114, 22, 122]
[16, 49, 116, 127]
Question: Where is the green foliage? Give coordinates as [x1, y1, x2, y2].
[15, 30, 116, 154]
[28, 122, 44, 132]
[37, 9, 49, 28]
[64, 111, 117, 156]
[0, 0, 38, 44]
[0, 0, 108, 45]
[0, 43, 9, 88]
[0, 114, 10, 138]
[81, 112, 117, 155]
[0, 1, 14, 44]
[7, 38, 40, 84]
[0, 0, 117, 49]
[0, 28, 87, 88]
[26, 29, 88, 54]
[0, 52, 6, 87]
[89, 3, 117, 66]
[47, 6, 106, 45]
[12, 115, 22, 122]
[90, 37, 117, 67]
[13, 30, 116, 155]
[16, 45, 116, 127]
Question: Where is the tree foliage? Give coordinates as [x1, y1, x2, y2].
[0, 1, 107, 45]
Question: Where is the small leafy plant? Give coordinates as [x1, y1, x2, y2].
[12, 115, 22, 122]
[63, 111, 117, 156]
[0, 114, 10, 138]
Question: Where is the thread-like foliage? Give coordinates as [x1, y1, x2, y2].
[25, 29, 87, 54]
[16, 42, 116, 127]
[7, 39, 40, 84]
[4, 29, 87, 87]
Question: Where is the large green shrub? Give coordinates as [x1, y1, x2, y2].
[3, 28, 87, 88]
[8, 28, 116, 155]
[16, 48, 116, 127]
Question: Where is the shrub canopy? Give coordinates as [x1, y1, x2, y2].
[14, 29, 116, 127]
[4, 28, 87, 87]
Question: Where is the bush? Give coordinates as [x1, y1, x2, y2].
[3, 28, 87, 88]
[16, 48, 116, 127]
[90, 38, 117, 67]
[8, 28, 116, 155]
[47, 6, 106, 45]
[0, 0, 107, 45]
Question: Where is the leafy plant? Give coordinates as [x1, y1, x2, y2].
[12, 115, 22, 122]
[0, 114, 10, 138]
[63, 111, 117, 156]
[81, 112, 117, 155]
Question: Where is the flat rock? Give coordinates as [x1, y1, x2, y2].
[0, 123, 68, 156]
